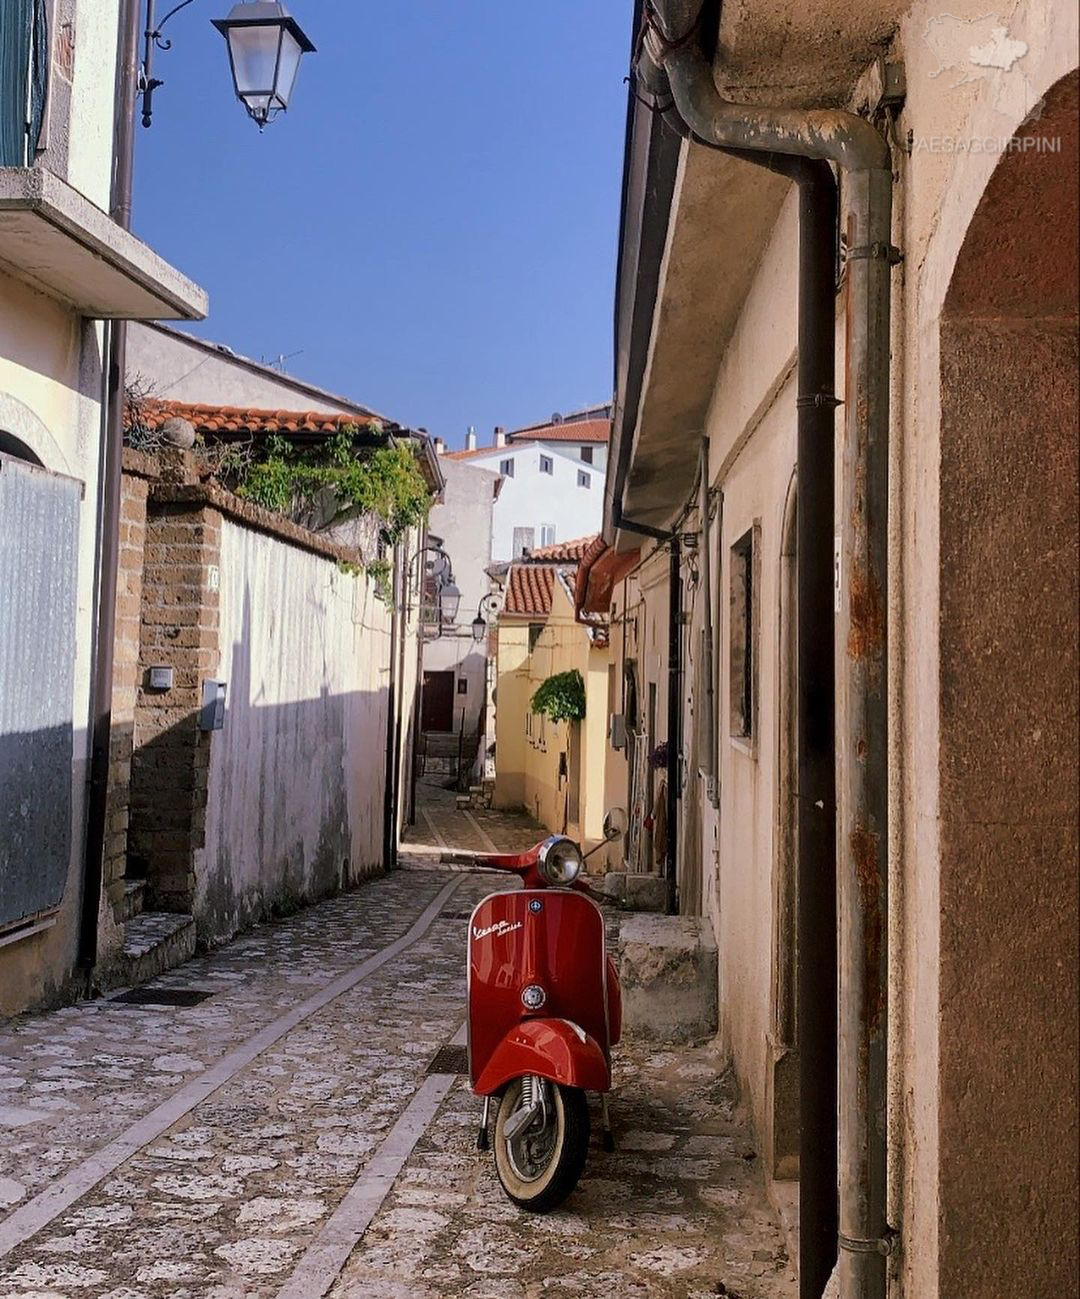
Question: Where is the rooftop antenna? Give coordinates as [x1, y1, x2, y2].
[264, 349, 304, 372]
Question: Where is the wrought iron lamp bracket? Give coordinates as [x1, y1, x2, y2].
[140, 0, 199, 127]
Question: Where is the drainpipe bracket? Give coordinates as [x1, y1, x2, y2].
[838, 1229, 899, 1257]
[796, 393, 844, 410]
[846, 242, 903, 265]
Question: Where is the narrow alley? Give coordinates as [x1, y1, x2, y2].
[0, 799, 793, 1299]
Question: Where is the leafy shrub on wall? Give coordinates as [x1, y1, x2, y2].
[530, 670, 586, 724]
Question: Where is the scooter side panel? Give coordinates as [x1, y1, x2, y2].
[468, 889, 610, 1090]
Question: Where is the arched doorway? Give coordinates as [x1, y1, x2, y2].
[937, 69, 1078, 1297]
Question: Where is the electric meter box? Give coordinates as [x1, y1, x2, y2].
[199, 680, 227, 732]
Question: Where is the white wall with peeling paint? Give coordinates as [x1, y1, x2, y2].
[201, 520, 392, 944]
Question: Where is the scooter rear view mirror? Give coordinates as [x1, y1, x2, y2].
[602, 807, 627, 841]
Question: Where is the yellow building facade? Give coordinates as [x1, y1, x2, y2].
[493, 566, 613, 864]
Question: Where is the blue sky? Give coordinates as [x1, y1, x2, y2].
[133, 1, 632, 449]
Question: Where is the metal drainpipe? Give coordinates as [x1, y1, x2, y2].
[611, 503, 680, 909]
[381, 543, 401, 870]
[659, 107, 841, 1291]
[639, 5, 895, 1294]
[697, 440, 716, 804]
[665, 535, 681, 913]
[79, 0, 141, 970]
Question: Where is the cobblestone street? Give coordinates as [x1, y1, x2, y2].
[0, 800, 794, 1299]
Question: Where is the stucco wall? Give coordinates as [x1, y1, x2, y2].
[460, 442, 606, 561]
[126, 324, 373, 416]
[201, 520, 391, 945]
[634, 2, 1079, 1292]
[0, 271, 107, 1014]
[493, 622, 530, 810]
[424, 459, 497, 742]
[493, 581, 609, 854]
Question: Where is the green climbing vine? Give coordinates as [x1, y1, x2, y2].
[228, 428, 430, 544]
[530, 669, 586, 723]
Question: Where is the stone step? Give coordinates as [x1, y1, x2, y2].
[618, 912, 718, 1043]
[114, 877, 146, 925]
[119, 911, 196, 986]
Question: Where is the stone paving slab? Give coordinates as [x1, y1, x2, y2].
[329, 1040, 794, 1299]
[0, 866, 794, 1299]
[404, 793, 547, 857]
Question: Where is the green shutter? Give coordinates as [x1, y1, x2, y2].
[0, 0, 48, 167]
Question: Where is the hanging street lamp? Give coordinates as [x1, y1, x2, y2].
[139, 0, 315, 129]
[439, 581, 462, 627]
[212, 1, 316, 129]
[471, 615, 487, 643]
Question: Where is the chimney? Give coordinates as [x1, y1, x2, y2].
[494, 426, 506, 448]
[433, 436, 446, 455]
[465, 426, 477, 452]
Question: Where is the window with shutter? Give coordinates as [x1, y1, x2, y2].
[0, 0, 48, 167]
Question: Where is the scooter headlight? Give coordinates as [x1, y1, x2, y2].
[538, 836, 583, 886]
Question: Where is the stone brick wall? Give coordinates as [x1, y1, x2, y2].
[128, 486, 222, 915]
[104, 454, 154, 914]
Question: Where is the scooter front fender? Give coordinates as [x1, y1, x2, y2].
[473, 1018, 610, 1096]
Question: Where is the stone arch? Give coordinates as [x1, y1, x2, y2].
[937, 67, 1078, 1298]
[0, 391, 70, 473]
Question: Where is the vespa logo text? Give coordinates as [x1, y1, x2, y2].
[472, 919, 523, 942]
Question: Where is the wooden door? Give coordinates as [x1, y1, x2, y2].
[421, 670, 455, 732]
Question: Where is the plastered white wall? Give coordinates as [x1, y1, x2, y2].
[202, 520, 391, 944]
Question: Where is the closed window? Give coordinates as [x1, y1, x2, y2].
[0, 0, 49, 167]
[500, 458, 514, 477]
[729, 527, 759, 740]
[540, 524, 556, 547]
[512, 526, 535, 558]
[539, 455, 553, 475]
[577, 470, 591, 489]
[580, 446, 594, 465]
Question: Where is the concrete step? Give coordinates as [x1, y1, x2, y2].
[114, 877, 146, 925]
[618, 912, 718, 1043]
[119, 911, 196, 986]
[593, 870, 668, 912]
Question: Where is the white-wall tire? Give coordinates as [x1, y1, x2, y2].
[493, 1077, 590, 1212]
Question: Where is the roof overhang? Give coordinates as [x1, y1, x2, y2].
[0, 167, 207, 320]
[607, 0, 904, 545]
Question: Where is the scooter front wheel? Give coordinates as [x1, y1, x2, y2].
[493, 1075, 590, 1212]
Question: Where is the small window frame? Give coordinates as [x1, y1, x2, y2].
[729, 524, 760, 747]
[539, 454, 554, 475]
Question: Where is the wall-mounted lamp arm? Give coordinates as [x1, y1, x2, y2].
[140, 0, 199, 126]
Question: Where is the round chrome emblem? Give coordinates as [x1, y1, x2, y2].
[521, 984, 547, 1010]
[529, 899, 543, 913]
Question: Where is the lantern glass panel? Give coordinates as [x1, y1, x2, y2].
[227, 23, 281, 96]
[274, 28, 303, 106]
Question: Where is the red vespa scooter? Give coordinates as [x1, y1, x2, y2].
[467, 808, 627, 1211]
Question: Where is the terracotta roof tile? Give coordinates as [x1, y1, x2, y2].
[439, 419, 610, 459]
[574, 538, 641, 616]
[524, 535, 598, 563]
[128, 398, 380, 438]
[504, 565, 557, 617]
[508, 418, 609, 445]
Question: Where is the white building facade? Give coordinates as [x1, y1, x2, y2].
[440, 410, 610, 562]
[0, 2, 205, 1015]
